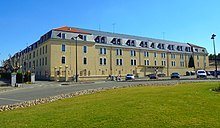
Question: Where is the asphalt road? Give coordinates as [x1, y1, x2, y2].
[0, 79, 220, 106]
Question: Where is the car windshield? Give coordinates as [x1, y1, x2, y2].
[198, 71, 205, 73]
[127, 74, 133, 76]
[172, 73, 179, 75]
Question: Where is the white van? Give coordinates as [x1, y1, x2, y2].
[196, 70, 207, 78]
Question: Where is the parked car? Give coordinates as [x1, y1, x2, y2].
[196, 70, 207, 78]
[148, 74, 157, 79]
[209, 70, 220, 76]
[171, 72, 180, 79]
[125, 74, 135, 81]
[157, 73, 166, 77]
[209, 71, 215, 76]
[206, 71, 211, 76]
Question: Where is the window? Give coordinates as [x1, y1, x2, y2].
[126, 40, 136, 46]
[33, 51, 35, 58]
[116, 59, 123, 65]
[154, 60, 157, 66]
[130, 50, 136, 56]
[131, 40, 136, 46]
[151, 43, 155, 48]
[33, 61, 35, 68]
[100, 58, 102, 65]
[45, 57, 47, 65]
[171, 53, 176, 59]
[42, 58, 44, 66]
[40, 48, 42, 55]
[154, 52, 157, 58]
[161, 44, 165, 49]
[161, 61, 166, 66]
[61, 56, 65, 64]
[116, 49, 122, 56]
[29, 62, 31, 68]
[83, 57, 87, 65]
[83, 35, 87, 41]
[171, 61, 176, 67]
[37, 50, 38, 57]
[43, 46, 44, 54]
[157, 44, 161, 49]
[100, 58, 107, 65]
[144, 60, 150, 66]
[103, 58, 107, 65]
[45, 45, 47, 53]
[36, 60, 38, 67]
[117, 39, 122, 45]
[197, 55, 199, 60]
[95, 36, 101, 43]
[40, 58, 41, 66]
[180, 61, 184, 67]
[83, 46, 87, 53]
[197, 62, 199, 67]
[62, 44, 66, 52]
[29, 53, 31, 59]
[100, 48, 107, 55]
[180, 54, 184, 60]
[131, 59, 136, 66]
[62, 33, 66, 39]
[171, 45, 174, 50]
[140, 41, 148, 48]
[101, 37, 107, 43]
[161, 53, 166, 58]
[144, 51, 149, 57]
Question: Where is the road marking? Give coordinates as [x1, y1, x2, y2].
[0, 98, 24, 102]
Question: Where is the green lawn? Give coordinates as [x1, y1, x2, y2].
[1, 82, 220, 128]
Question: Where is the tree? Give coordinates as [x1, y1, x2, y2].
[188, 55, 195, 68]
[2, 54, 19, 73]
[209, 54, 215, 60]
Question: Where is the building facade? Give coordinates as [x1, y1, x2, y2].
[11, 26, 209, 81]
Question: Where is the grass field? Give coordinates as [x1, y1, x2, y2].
[0, 82, 220, 128]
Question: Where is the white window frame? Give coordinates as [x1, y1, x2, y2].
[116, 49, 122, 56]
[61, 56, 66, 64]
[100, 48, 107, 55]
[130, 50, 136, 56]
[144, 51, 149, 57]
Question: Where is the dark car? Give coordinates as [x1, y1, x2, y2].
[171, 72, 180, 79]
[206, 71, 211, 76]
[148, 74, 157, 79]
[209, 71, 220, 76]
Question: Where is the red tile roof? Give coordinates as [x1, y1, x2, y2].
[54, 26, 91, 35]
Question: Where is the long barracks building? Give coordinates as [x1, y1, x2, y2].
[11, 26, 209, 81]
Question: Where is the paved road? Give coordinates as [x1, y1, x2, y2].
[0, 79, 220, 106]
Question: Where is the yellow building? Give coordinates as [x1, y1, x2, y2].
[11, 26, 209, 81]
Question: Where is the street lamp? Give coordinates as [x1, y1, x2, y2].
[71, 34, 83, 82]
[211, 34, 218, 78]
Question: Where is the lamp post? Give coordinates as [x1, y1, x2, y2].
[211, 34, 218, 78]
[71, 34, 83, 82]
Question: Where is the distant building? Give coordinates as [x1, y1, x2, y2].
[10, 26, 209, 81]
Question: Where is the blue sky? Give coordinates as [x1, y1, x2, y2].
[0, 0, 220, 65]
